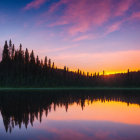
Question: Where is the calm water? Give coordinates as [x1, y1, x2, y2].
[0, 90, 140, 140]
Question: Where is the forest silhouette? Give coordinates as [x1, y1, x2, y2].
[0, 90, 140, 133]
[0, 40, 140, 87]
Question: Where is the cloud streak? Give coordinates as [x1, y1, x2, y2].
[129, 12, 140, 20]
[114, 0, 133, 16]
[23, 0, 140, 43]
[105, 21, 123, 35]
[24, 0, 47, 10]
[48, 0, 111, 35]
[39, 0, 138, 40]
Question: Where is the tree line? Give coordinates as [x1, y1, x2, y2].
[0, 40, 98, 87]
[0, 40, 140, 87]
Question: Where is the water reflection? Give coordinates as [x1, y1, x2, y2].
[0, 91, 140, 139]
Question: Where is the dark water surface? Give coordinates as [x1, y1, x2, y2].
[0, 90, 140, 140]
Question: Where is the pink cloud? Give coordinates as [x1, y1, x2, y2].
[73, 35, 91, 42]
[46, 0, 135, 36]
[24, 0, 46, 10]
[73, 34, 99, 42]
[114, 0, 134, 16]
[35, 0, 139, 40]
[48, 0, 68, 13]
[105, 21, 122, 35]
[129, 12, 140, 20]
[48, 0, 111, 35]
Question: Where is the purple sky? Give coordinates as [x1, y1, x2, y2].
[0, 0, 140, 74]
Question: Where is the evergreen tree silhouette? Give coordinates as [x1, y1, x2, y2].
[52, 62, 54, 69]
[25, 48, 29, 64]
[9, 39, 12, 57]
[2, 41, 10, 63]
[30, 50, 35, 64]
[18, 44, 24, 64]
[44, 56, 47, 67]
[36, 55, 40, 66]
[48, 59, 51, 68]
[11, 44, 15, 60]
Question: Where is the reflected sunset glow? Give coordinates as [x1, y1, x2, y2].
[0, 91, 140, 140]
[46, 100, 140, 125]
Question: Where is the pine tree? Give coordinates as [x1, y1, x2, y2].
[48, 59, 51, 68]
[30, 50, 35, 64]
[44, 56, 47, 67]
[103, 70, 105, 76]
[41, 59, 43, 67]
[67, 67, 69, 72]
[64, 66, 66, 72]
[52, 62, 54, 69]
[14, 50, 18, 62]
[25, 48, 29, 64]
[11, 44, 15, 60]
[2, 41, 10, 62]
[36, 55, 40, 66]
[18, 44, 24, 63]
[9, 39, 12, 58]
[78, 69, 80, 74]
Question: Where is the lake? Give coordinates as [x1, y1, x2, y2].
[0, 90, 140, 140]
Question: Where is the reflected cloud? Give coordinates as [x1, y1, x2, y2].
[34, 120, 140, 140]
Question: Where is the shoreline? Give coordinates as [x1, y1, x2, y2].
[0, 87, 140, 91]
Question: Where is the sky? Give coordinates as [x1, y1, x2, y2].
[0, 0, 140, 74]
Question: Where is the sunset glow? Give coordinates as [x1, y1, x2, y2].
[46, 100, 140, 125]
[1, 1, 140, 139]
[0, 0, 140, 73]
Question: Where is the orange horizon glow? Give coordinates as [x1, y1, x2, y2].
[1, 0, 140, 76]
[49, 65, 139, 76]
[42, 100, 140, 125]
[36, 49, 140, 76]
